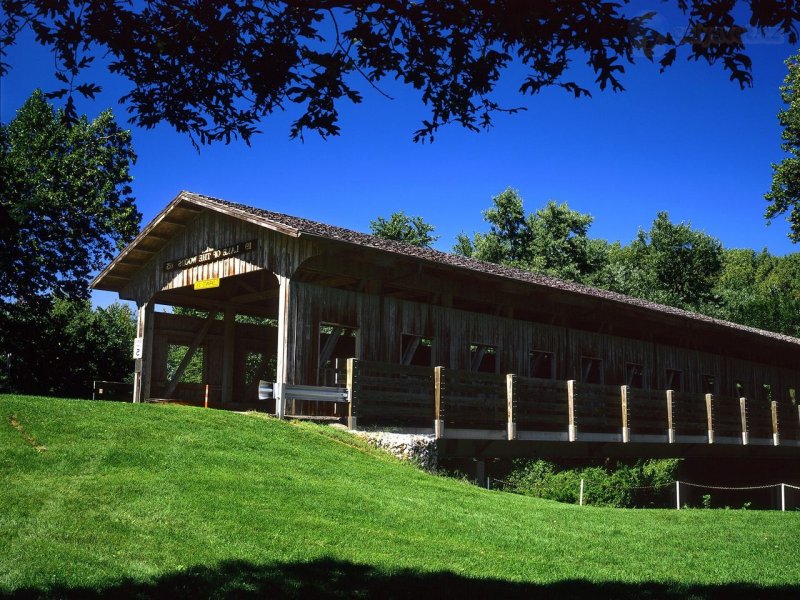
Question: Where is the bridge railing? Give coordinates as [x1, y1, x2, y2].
[342, 359, 798, 446]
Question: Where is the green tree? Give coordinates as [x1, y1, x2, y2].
[607, 212, 723, 311]
[455, 188, 607, 283]
[766, 49, 800, 242]
[0, 298, 136, 396]
[0, 90, 140, 304]
[2, 3, 797, 143]
[370, 212, 438, 247]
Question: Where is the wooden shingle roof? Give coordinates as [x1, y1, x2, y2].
[93, 190, 800, 349]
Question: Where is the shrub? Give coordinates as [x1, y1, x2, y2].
[504, 458, 680, 508]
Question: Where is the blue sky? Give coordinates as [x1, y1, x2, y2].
[2, 11, 799, 308]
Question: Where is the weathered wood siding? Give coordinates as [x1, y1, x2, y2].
[284, 283, 800, 401]
[122, 209, 316, 303]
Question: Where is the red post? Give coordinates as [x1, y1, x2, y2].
[204, 384, 209, 409]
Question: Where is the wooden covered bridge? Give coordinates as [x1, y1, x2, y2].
[92, 191, 800, 462]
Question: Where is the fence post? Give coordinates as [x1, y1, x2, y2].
[579, 478, 585, 506]
[506, 374, 517, 441]
[567, 379, 577, 442]
[621, 385, 630, 443]
[434, 366, 444, 439]
[347, 358, 358, 430]
[676, 481, 681, 510]
[781, 483, 786, 512]
[667, 390, 675, 443]
[204, 384, 209, 409]
[705, 393, 714, 444]
[771, 401, 779, 446]
[274, 382, 285, 419]
[740, 397, 749, 445]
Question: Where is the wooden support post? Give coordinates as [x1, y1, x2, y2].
[434, 366, 445, 439]
[347, 358, 358, 430]
[275, 275, 293, 387]
[621, 385, 630, 443]
[567, 379, 576, 442]
[132, 301, 154, 403]
[676, 481, 681, 510]
[163, 309, 219, 399]
[781, 483, 786, 512]
[506, 374, 517, 441]
[772, 400, 780, 446]
[221, 306, 236, 404]
[740, 397, 749, 445]
[705, 393, 714, 444]
[666, 390, 675, 443]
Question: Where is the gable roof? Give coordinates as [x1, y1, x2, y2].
[92, 190, 800, 349]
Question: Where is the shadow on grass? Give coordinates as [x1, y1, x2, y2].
[4, 558, 799, 599]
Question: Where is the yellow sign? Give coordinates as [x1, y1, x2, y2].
[194, 278, 220, 290]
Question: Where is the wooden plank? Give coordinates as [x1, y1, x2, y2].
[568, 379, 576, 441]
[163, 309, 218, 398]
[347, 358, 357, 430]
[507, 373, 517, 440]
[434, 366, 444, 438]
[621, 385, 629, 443]
[706, 393, 714, 443]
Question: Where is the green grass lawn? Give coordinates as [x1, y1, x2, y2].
[1, 394, 799, 599]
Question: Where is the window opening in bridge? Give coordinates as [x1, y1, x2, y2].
[530, 350, 555, 379]
[245, 352, 276, 390]
[581, 357, 603, 384]
[626, 363, 644, 388]
[167, 344, 204, 384]
[790, 388, 797, 406]
[762, 383, 773, 404]
[703, 374, 716, 395]
[666, 369, 682, 391]
[318, 323, 359, 386]
[735, 380, 747, 398]
[401, 334, 433, 366]
[470, 344, 497, 373]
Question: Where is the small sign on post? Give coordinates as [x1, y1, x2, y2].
[132, 337, 144, 359]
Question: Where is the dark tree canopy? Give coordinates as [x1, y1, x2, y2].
[0, 91, 140, 304]
[2, 1, 798, 144]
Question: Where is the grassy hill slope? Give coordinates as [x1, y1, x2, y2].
[1, 394, 799, 598]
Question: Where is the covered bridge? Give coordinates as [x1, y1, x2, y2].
[91, 191, 800, 459]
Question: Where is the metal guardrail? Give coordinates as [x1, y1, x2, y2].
[259, 380, 349, 419]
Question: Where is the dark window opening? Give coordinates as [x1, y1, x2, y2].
[401, 334, 433, 367]
[626, 363, 644, 389]
[470, 344, 497, 373]
[318, 323, 358, 385]
[581, 357, 603, 385]
[666, 369, 682, 392]
[703, 375, 716, 395]
[530, 350, 555, 379]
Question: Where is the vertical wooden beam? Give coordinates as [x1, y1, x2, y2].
[221, 306, 236, 404]
[567, 379, 576, 442]
[740, 397, 749, 445]
[347, 358, 357, 430]
[705, 393, 714, 444]
[621, 385, 630, 443]
[276, 275, 292, 385]
[434, 366, 444, 439]
[772, 400, 780, 446]
[666, 389, 675, 443]
[132, 301, 154, 403]
[506, 374, 517, 441]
